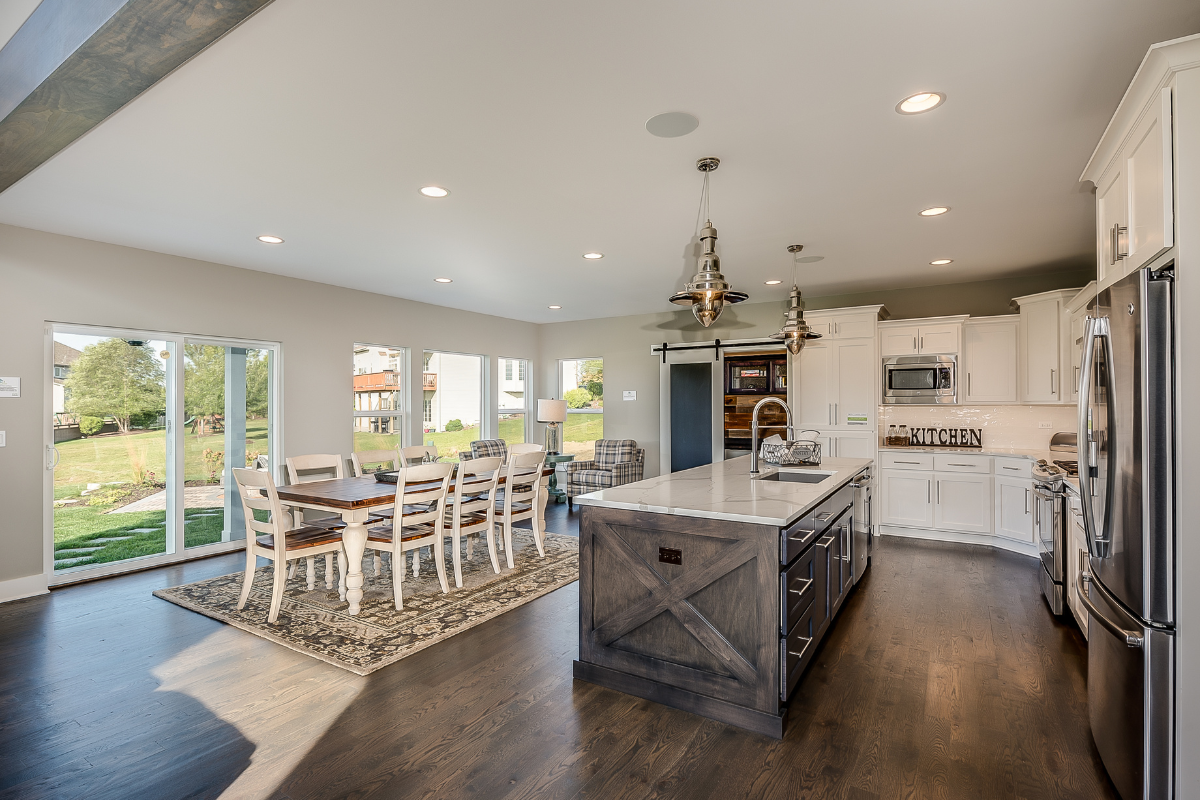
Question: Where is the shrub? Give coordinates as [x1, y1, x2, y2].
[79, 416, 105, 436]
[564, 388, 592, 409]
[87, 486, 132, 507]
[130, 411, 160, 429]
[445, 419, 464, 432]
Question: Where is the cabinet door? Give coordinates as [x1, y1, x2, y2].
[994, 476, 1033, 542]
[963, 320, 1018, 403]
[833, 432, 874, 459]
[834, 341, 874, 427]
[933, 473, 992, 534]
[1066, 307, 1088, 406]
[880, 326, 919, 356]
[806, 317, 834, 338]
[880, 470, 933, 528]
[1126, 88, 1174, 271]
[1020, 298, 1062, 403]
[796, 344, 831, 427]
[1096, 163, 1127, 285]
[833, 313, 876, 340]
[917, 324, 959, 354]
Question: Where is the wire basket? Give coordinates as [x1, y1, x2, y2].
[758, 430, 822, 467]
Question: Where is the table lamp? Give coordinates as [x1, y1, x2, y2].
[537, 399, 567, 454]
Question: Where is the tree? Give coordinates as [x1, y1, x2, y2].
[246, 351, 269, 418]
[184, 344, 225, 435]
[580, 359, 603, 404]
[64, 339, 165, 433]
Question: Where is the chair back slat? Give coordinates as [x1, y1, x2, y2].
[400, 445, 438, 466]
[391, 462, 453, 532]
[351, 449, 400, 477]
[501, 451, 545, 517]
[507, 443, 544, 458]
[285, 454, 343, 484]
[449, 456, 502, 525]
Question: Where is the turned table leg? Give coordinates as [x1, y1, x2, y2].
[339, 508, 371, 615]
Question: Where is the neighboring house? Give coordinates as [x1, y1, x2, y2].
[422, 352, 483, 433]
[352, 346, 402, 436]
[52, 342, 82, 416]
[498, 357, 526, 417]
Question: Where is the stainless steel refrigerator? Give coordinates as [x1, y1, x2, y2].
[1077, 265, 1175, 800]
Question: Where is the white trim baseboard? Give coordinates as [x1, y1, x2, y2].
[879, 524, 1039, 558]
[0, 573, 50, 604]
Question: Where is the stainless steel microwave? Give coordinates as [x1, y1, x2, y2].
[882, 355, 957, 404]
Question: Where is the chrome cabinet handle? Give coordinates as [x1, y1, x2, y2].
[788, 579, 814, 595]
[1050, 368, 1056, 395]
[947, 463, 975, 467]
[1077, 315, 1113, 558]
[1078, 568, 1143, 647]
[1025, 488, 1030, 514]
[1110, 223, 1129, 264]
[920, 336, 924, 351]
[967, 372, 971, 396]
[936, 480, 940, 504]
[894, 460, 920, 465]
[912, 336, 917, 351]
[815, 512, 833, 521]
[1002, 465, 1020, 471]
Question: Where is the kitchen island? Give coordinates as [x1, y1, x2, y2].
[573, 455, 872, 738]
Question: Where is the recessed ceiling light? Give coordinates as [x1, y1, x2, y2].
[420, 186, 450, 198]
[257, 235, 284, 244]
[930, 259, 953, 265]
[582, 252, 604, 259]
[434, 277, 453, 283]
[896, 92, 946, 115]
[548, 305, 562, 309]
[645, 112, 700, 138]
[764, 280, 783, 285]
[920, 206, 950, 216]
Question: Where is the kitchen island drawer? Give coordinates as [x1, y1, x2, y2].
[880, 452, 935, 471]
[780, 599, 818, 701]
[933, 454, 992, 474]
[994, 457, 1032, 478]
[781, 544, 819, 634]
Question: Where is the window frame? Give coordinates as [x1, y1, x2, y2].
[352, 343, 408, 451]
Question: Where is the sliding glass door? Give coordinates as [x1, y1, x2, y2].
[47, 324, 278, 584]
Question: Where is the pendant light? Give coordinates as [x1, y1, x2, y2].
[668, 157, 748, 327]
[770, 245, 822, 354]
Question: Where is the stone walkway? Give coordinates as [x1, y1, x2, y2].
[111, 486, 224, 513]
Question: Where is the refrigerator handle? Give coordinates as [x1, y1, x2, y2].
[1077, 315, 1112, 559]
[1077, 562, 1144, 648]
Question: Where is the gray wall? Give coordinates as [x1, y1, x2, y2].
[537, 268, 1092, 477]
[0, 224, 539, 588]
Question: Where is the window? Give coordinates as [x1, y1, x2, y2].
[561, 357, 603, 461]
[498, 357, 529, 446]
[423, 351, 483, 461]
[53, 365, 69, 379]
[353, 344, 405, 450]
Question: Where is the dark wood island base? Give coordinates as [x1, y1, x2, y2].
[575, 479, 864, 739]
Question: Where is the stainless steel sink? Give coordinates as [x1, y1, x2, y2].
[754, 469, 835, 484]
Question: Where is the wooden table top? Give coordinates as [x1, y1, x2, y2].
[275, 467, 554, 510]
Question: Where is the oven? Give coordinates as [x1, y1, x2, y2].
[881, 355, 957, 404]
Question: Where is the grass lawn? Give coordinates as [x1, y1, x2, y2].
[53, 506, 227, 570]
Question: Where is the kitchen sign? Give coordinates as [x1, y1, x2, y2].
[908, 426, 983, 448]
[0, 377, 19, 398]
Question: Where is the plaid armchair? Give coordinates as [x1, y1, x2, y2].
[565, 439, 645, 508]
[461, 439, 508, 462]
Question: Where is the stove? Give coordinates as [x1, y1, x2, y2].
[1053, 459, 1078, 477]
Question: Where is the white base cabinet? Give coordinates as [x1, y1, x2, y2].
[878, 452, 1038, 556]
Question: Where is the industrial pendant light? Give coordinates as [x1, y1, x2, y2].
[770, 245, 822, 355]
[668, 157, 748, 327]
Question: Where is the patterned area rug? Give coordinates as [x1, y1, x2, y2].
[154, 530, 578, 675]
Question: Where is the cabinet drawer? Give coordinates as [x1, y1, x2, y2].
[933, 454, 991, 474]
[780, 598, 818, 701]
[994, 457, 1032, 478]
[880, 451, 934, 471]
[781, 545, 818, 635]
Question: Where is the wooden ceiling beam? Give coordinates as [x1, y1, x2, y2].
[0, 0, 275, 194]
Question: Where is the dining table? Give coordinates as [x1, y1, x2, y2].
[274, 465, 555, 615]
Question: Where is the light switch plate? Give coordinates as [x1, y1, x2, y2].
[623, 391, 636, 401]
[0, 431, 6, 446]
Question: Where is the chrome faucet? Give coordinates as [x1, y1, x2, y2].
[750, 397, 794, 475]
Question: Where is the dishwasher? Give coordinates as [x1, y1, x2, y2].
[850, 467, 872, 583]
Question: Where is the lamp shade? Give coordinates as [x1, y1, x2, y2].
[536, 399, 567, 423]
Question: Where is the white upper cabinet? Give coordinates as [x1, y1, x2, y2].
[1082, 37, 1199, 290]
[806, 309, 880, 340]
[1063, 283, 1095, 407]
[795, 339, 876, 429]
[1125, 89, 1174, 271]
[795, 344, 832, 428]
[1014, 290, 1078, 404]
[963, 317, 1019, 404]
[878, 318, 964, 357]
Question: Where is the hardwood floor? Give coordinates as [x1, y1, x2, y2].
[0, 515, 1117, 800]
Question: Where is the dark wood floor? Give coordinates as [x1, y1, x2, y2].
[1, 505, 1117, 800]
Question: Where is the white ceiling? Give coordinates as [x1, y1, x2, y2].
[1, 0, 1198, 322]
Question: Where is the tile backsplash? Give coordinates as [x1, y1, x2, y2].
[877, 405, 1077, 451]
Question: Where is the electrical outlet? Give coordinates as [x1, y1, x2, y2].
[1039, 422, 1051, 429]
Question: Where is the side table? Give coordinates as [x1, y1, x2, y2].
[545, 453, 575, 504]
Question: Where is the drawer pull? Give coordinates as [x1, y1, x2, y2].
[894, 460, 921, 465]
[947, 463, 976, 467]
[788, 645, 812, 658]
[788, 579, 814, 596]
[815, 512, 833, 521]
[788, 528, 816, 540]
[1003, 466, 1020, 471]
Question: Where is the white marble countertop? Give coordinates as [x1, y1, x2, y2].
[574, 455, 872, 527]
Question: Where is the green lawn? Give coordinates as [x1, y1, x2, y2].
[53, 507, 227, 570]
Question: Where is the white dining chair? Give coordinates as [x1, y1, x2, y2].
[364, 462, 453, 609]
[232, 468, 347, 624]
[445, 456, 502, 588]
[495, 450, 546, 567]
[507, 443, 544, 458]
[350, 449, 401, 477]
[401, 445, 438, 465]
[284, 453, 345, 588]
